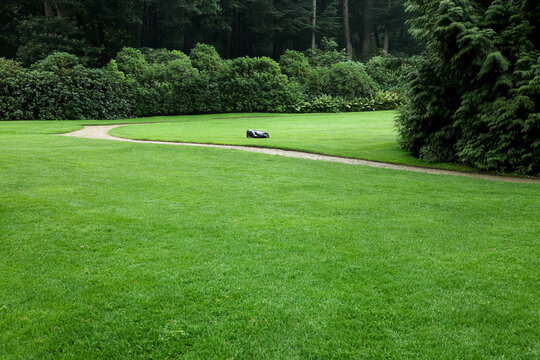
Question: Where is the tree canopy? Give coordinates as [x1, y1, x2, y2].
[0, 0, 417, 65]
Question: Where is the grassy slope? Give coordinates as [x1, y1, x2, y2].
[1, 121, 539, 359]
[110, 111, 472, 171]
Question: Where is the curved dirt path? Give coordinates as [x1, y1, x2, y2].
[63, 124, 540, 184]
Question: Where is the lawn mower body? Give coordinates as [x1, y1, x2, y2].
[246, 129, 270, 138]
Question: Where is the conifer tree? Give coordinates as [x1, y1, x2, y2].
[397, 0, 539, 174]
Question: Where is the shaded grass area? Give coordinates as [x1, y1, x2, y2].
[110, 111, 472, 171]
[1, 123, 539, 359]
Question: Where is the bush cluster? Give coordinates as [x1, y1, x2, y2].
[0, 54, 131, 120]
[0, 43, 404, 120]
[289, 92, 403, 113]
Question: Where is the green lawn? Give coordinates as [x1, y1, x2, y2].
[1, 117, 539, 359]
[110, 111, 472, 171]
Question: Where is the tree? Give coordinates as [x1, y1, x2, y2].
[16, 16, 101, 66]
[361, 0, 373, 54]
[397, 0, 540, 174]
[312, 0, 317, 49]
[343, 0, 352, 60]
[383, 0, 391, 52]
[1, 0, 417, 64]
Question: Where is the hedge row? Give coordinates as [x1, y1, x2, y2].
[0, 45, 404, 120]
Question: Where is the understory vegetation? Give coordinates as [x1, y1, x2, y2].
[0, 42, 405, 121]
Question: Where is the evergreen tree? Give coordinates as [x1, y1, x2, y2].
[397, 0, 539, 174]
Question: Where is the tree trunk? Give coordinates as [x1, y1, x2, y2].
[383, 27, 389, 52]
[311, 0, 317, 49]
[43, 0, 53, 16]
[56, 5, 70, 18]
[343, 0, 352, 60]
[361, 0, 373, 54]
[383, 0, 391, 53]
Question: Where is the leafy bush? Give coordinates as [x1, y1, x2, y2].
[327, 62, 378, 98]
[219, 56, 304, 112]
[0, 53, 132, 120]
[190, 43, 222, 74]
[141, 48, 188, 64]
[279, 50, 311, 80]
[305, 62, 378, 98]
[0, 58, 30, 119]
[365, 53, 408, 92]
[1, 43, 402, 121]
[305, 37, 348, 67]
[289, 91, 403, 113]
[116, 47, 147, 81]
[115, 47, 200, 116]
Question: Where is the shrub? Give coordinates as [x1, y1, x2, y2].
[305, 62, 378, 98]
[327, 62, 378, 98]
[2, 43, 403, 121]
[219, 56, 303, 112]
[116, 47, 149, 79]
[288, 91, 403, 113]
[141, 48, 188, 64]
[190, 43, 222, 74]
[0, 53, 132, 120]
[0, 58, 32, 120]
[167, 57, 201, 114]
[115, 47, 201, 116]
[279, 50, 311, 80]
[304, 66, 332, 96]
[365, 53, 408, 92]
[305, 37, 348, 67]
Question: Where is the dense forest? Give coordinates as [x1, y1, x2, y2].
[0, 0, 418, 65]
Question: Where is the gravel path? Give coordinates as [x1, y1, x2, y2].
[63, 124, 540, 184]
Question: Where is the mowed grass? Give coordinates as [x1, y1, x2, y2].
[110, 111, 471, 171]
[1, 119, 539, 359]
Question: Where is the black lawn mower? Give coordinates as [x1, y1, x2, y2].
[246, 129, 270, 138]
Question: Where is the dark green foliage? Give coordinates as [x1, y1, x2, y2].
[1, 0, 418, 63]
[305, 37, 348, 67]
[0, 53, 131, 120]
[115, 47, 147, 82]
[31, 51, 81, 72]
[365, 53, 409, 91]
[189, 43, 222, 74]
[219, 57, 304, 112]
[289, 91, 403, 113]
[0, 58, 29, 120]
[326, 62, 378, 98]
[115, 47, 201, 116]
[16, 16, 101, 67]
[279, 50, 311, 80]
[305, 62, 378, 98]
[141, 48, 188, 64]
[398, 0, 540, 175]
[0, 43, 404, 120]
